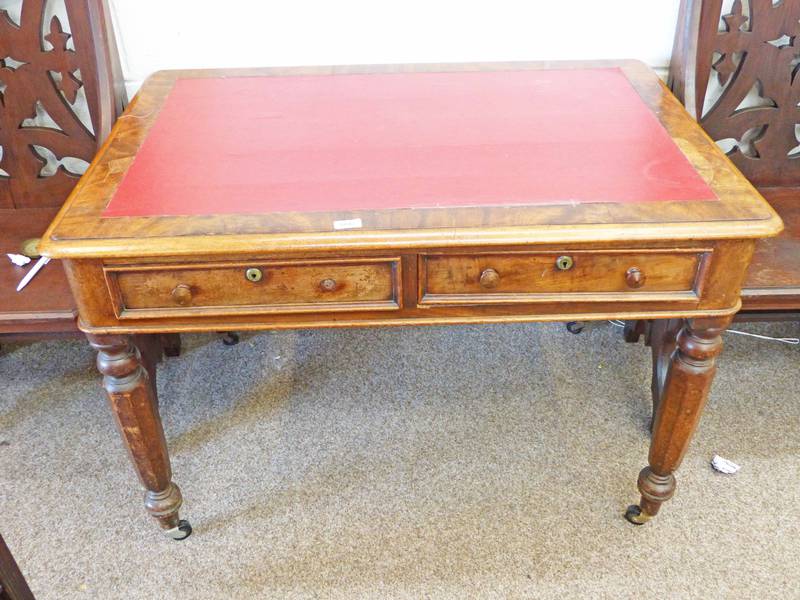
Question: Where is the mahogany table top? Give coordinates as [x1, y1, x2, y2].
[42, 61, 781, 259]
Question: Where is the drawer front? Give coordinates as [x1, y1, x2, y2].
[106, 258, 401, 318]
[419, 250, 708, 305]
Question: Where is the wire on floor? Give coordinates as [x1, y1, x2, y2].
[606, 320, 798, 345]
[726, 329, 799, 345]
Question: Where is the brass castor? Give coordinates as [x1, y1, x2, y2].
[624, 504, 652, 525]
[164, 519, 193, 540]
[566, 321, 585, 334]
[221, 332, 240, 346]
[164, 519, 192, 541]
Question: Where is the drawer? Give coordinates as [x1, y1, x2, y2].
[105, 258, 401, 319]
[419, 250, 709, 305]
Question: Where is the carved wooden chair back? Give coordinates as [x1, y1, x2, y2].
[670, 0, 800, 189]
[0, 0, 125, 210]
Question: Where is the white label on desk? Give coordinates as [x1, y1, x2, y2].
[333, 218, 363, 230]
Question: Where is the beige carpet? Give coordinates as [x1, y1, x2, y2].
[1, 321, 798, 599]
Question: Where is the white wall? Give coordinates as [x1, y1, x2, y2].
[109, 1, 682, 95]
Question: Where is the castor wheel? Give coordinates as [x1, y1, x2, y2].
[566, 321, 585, 334]
[221, 332, 240, 346]
[164, 519, 193, 540]
[624, 505, 651, 525]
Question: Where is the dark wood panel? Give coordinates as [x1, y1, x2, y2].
[0, 208, 77, 328]
[673, 0, 800, 187]
[0, 0, 124, 209]
[741, 188, 800, 307]
[670, 0, 800, 318]
[0, 0, 122, 338]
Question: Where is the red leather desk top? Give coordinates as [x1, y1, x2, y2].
[103, 68, 716, 218]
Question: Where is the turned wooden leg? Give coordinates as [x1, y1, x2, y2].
[625, 316, 730, 525]
[0, 534, 35, 600]
[87, 334, 192, 540]
[622, 319, 648, 343]
[161, 333, 182, 357]
[135, 335, 163, 397]
[646, 318, 683, 432]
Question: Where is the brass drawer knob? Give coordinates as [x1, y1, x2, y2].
[171, 284, 193, 306]
[626, 267, 646, 289]
[320, 278, 337, 291]
[555, 255, 574, 271]
[245, 268, 263, 282]
[479, 268, 500, 288]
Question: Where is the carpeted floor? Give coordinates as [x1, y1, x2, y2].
[1, 321, 798, 599]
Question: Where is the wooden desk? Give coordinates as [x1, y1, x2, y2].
[40, 61, 782, 540]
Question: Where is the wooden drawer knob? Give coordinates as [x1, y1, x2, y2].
[626, 267, 646, 289]
[320, 278, 337, 292]
[171, 284, 193, 306]
[479, 268, 500, 288]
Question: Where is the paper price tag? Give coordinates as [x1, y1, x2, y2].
[333, 218, 363, 230]
[7, 253, 31, 267]
[711, 455, 741, 474]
